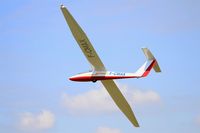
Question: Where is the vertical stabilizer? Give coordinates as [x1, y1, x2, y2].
[142, 48, 161, 73]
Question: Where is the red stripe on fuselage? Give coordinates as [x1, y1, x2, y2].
[142, 60, 156, 77]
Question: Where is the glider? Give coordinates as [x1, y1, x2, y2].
[60, 5, 161, 127]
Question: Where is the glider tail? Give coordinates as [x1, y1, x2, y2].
[135, 48, 161, 77]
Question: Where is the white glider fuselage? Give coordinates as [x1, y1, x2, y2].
[70, 71, 137, 82]
[70, 60, 157, 82]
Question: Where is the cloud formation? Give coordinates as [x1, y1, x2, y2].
[62, 83, 161, 114]
[62, 88, 117, 114]
[96, 126, 122, 133]
[18, 110, 55, 131]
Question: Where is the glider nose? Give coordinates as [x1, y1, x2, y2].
[69, 76, 76, 81]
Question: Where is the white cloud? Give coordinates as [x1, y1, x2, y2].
[62, 88, 117, 114]
[96, 127, 122, 133]
[128, 89, 161, 105]
[62, 83, 161, 114]
[18, 110, 55, 131]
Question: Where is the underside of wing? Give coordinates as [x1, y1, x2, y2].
[60, 5, 106, 71]
[101, 80, 139, 127]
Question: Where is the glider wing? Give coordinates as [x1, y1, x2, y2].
[60, 5, 106, 71]
[101, 80, 139, 127]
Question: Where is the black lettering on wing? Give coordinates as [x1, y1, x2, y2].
[79, 39, 95, 57]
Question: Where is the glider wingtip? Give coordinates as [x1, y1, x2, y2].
[135, 124, 140, 127]
[133, 121, 140, 127]
[60, 4, 65, 8]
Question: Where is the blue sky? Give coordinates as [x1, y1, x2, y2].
[0, 0, 200, 133]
